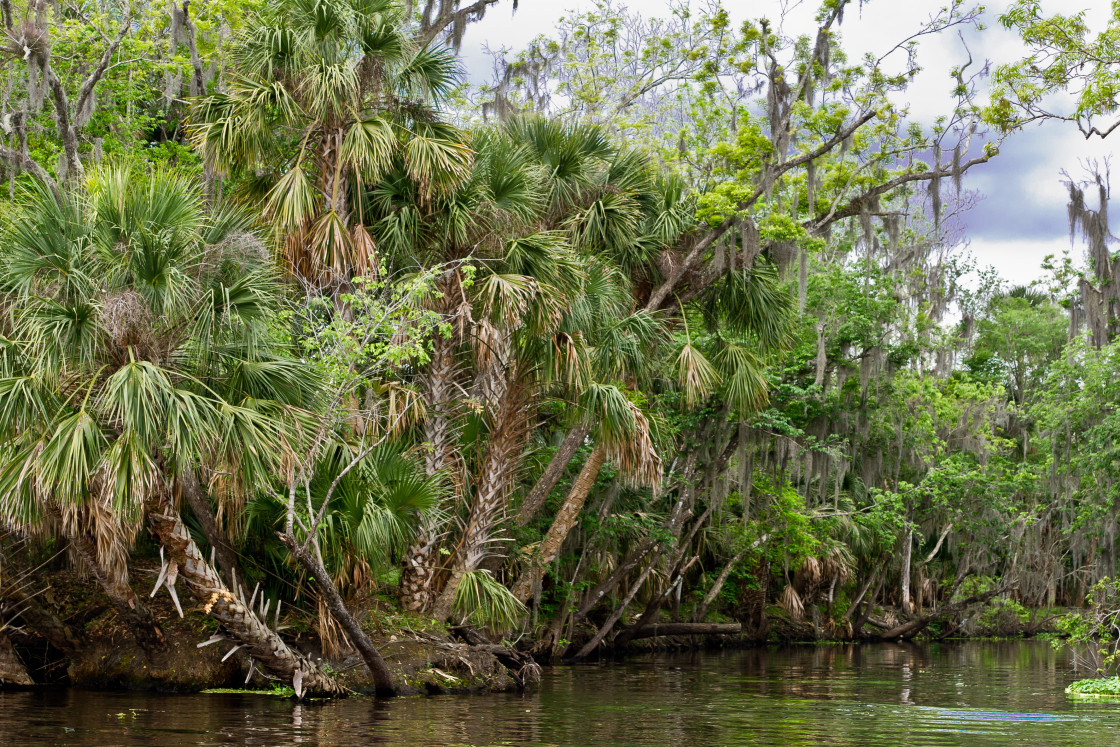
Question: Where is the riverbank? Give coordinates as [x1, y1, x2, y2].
[1, 562, 1067, 695]
[1, 565, 538, 695]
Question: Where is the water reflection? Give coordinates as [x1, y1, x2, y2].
[0, 641, 1112, 746]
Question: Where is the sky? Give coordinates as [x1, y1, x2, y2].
[454, 0, 1116, 287]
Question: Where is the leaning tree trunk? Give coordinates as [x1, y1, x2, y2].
[64, 524, 166, 656]
[511, 443, 606, 604]
[0, 564, 83, 658]
[692, 550, 745, 623]
[144, 490, 344, 697]
[871, 585, 1009, 641]
[278, 534, 396, 695]
[0, 630, 32, 686]
[516, 424, 592, 526]
[179, 473, 243, 587]
[400, 317, 459, 613]
[571, 557, 659, 660]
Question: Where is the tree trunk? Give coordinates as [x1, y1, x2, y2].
[179, 473, 242, 587]
[853, 572, 885, 637]
[511, 443, 605, 604]
[516, 424, 591, 526]
[571, 557, 658, 661]
[144, 490, 344, 697]
[430, 376, 527, 622]
[693, 550, 745, 622]
[0, 572, 82, 658]
[610, 499, 713, 651]
[870, 586, 1008, 641]
[400, 321, 458, 612]
[612, 555, 699, 650]
[843, 569, 878, 622]
[0, 630, 32, 686]
[900, 529, 913, 615]
[278, 535, 395, 694]
[574, 483, 695, 620]
[65, 526, 165, 656]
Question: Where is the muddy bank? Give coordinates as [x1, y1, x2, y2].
[2, 564, 1059, 694]
[2, 567, 534, 695]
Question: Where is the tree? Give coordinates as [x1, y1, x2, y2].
[988, 0, 1120, 140]
[0, 163, 344, 695]
[190, 0, 472, 288]
[0, 0, 135, 189]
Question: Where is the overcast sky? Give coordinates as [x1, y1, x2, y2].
[455, 0, 1115, 287]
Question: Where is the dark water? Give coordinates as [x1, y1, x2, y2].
[2, 641, 1116, 746]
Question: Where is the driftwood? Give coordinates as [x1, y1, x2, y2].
[619, 622, 741, 641]
[868, 585, 1010, 641]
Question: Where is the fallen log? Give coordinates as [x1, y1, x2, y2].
[869, 586, 1010, 641]
[619, 622, 742, 641]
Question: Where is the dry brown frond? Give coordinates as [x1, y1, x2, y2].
[59, 495, 138, 588]
[100, 289, 156, 360]
[608, 401, 662, 491]
[795, 556, 822, 591]
[349, 224, 378, 278]
[778, 584, 804, 621]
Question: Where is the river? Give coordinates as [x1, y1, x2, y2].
[0, 640, 1113, 745]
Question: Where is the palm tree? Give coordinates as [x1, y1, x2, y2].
[189, 0, 472, 288]
[403, 119, 667, 620]
[382, 128, 547, 612]
[427, 231, 586, 622]
[0, 164, 344, 695]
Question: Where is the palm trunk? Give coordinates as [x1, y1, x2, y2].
[900, 529, 913, 614]
[512, 443, 605, 604]
[400, 321, 458, 613]
[179, 473, 242, 587]
[431, 378, 527, 622]
[144, 490, 344, 697]
[279, 535, 396, 694]
[516, 424, 591, 526]
[65, 526, 165, 655]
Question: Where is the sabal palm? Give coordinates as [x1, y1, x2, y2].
[190, 0, 472, 285]
[383, 129, 550, 610]
[0, 165, 339, 690]
[426, 228, 590, 621]
[418, 121, 674, 619]
[0, 166, 307, 515]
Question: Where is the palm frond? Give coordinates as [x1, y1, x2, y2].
[452, 569, 526, 631]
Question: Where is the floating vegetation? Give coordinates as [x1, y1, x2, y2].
[201, 685, 296, 698]
[1066, 677, 1120, 697]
